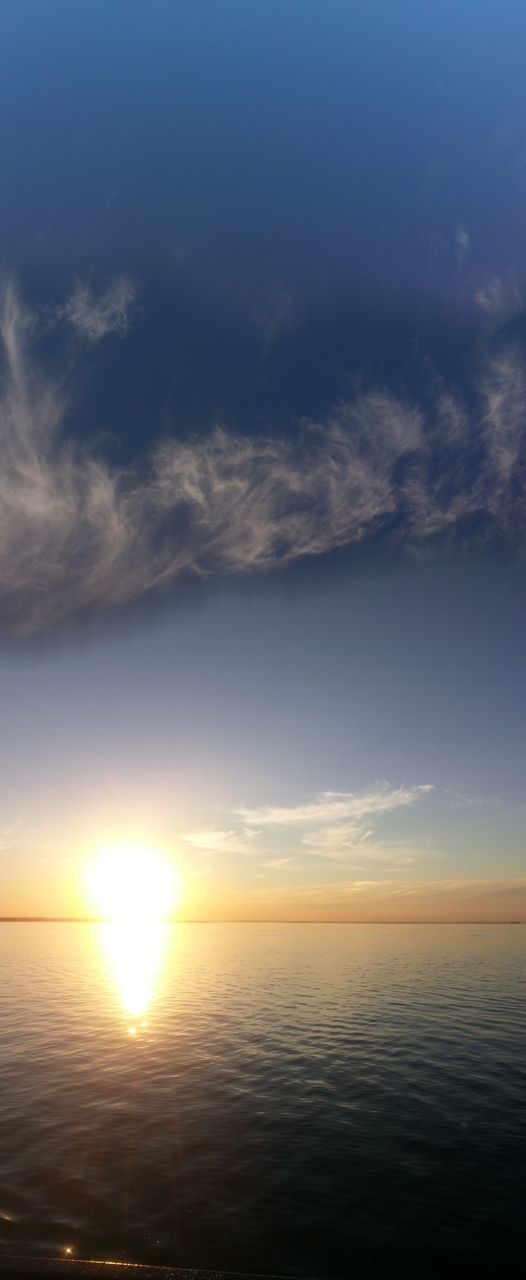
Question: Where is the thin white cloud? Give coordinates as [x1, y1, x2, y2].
[61, 278, 137, 343]
[181, 784, 435, 874]
[299, 798, 441, 870]
[302, 821, 371, 851]
[1, 278, 525, 637]
[182, 827, 259, 855]
[260, 857, 296, 870]
[475, 274, 523, 327]
[236, 785, 433, 828]
[443, 789, 496, 810]
[302, 826, 426, 866]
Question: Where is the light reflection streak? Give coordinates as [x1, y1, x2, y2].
[99, 920, 169, 1030]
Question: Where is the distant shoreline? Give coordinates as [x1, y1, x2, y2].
[0, 917, 523, 925]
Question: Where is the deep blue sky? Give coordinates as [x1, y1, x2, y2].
[1, 0, 525, 292]
[0, 2, 524, 918]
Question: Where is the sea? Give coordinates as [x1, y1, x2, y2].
[0, 922, 524, 1278]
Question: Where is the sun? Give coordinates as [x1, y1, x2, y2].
[85, 843, 180, 923]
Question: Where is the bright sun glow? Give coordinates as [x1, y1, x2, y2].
[86, 844, 180, 923]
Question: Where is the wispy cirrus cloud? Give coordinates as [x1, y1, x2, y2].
[443, 789, 497, 810]
[182, 828, 259, 855]
[475, 273, 524, 328]
[1, 277, 525, 637]
[181, 784, 436, 874]
[236, 785, 433, 828]
[61, 277, 137, 343]
[301, 827, 431, 869]
[260, 857, 296, 870]
[301, 822, 372, 851]
[240, 785, 436, 872]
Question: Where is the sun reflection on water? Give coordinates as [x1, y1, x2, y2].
[85, 843, 179, 1033]
[99, 920, 170, 1031]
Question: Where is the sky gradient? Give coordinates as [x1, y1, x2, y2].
[0, 1, 524, 920]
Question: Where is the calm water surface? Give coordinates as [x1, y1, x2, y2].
[0, 923, 524, 1276]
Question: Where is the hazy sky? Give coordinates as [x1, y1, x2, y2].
[0, 2, 524, 920]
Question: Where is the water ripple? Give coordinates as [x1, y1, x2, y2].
[0, 923, 524, 1276]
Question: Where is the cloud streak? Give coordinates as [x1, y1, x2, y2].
[236, 785, 433, 828]
[182, 784, 435, 874]
[475, 274, 524, 328]
[0, 279, 525, 637]
[61, 278, 137, 343]
[182, 828, 259, 855]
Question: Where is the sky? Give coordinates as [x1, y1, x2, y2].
[0, 1, 525, 921]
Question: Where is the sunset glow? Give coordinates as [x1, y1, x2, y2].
[85, 845, 180, 924]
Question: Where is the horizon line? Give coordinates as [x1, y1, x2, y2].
[0, 917, 523, 925]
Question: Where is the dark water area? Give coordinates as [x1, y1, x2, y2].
[0, 923, 524, 1277]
